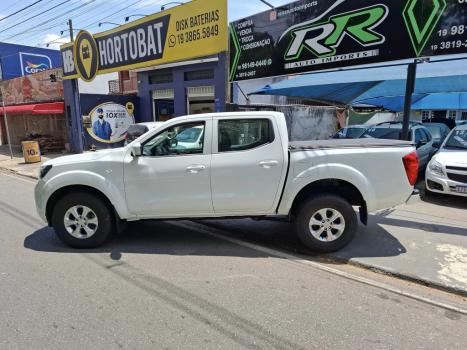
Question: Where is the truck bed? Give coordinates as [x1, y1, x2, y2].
[289, 138, 413, 151]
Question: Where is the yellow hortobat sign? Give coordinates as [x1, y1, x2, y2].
[61, 0, 227, 81]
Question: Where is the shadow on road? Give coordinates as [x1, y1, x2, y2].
[23, 217, 408, 262]
[23, 221, 272, 259]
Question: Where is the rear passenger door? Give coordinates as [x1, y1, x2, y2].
[210, 117, 285, 214]
[414, 128, 431, 168]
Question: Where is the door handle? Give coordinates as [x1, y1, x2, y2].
[186, 165, 206, 173]
[259, 160, 279, 168]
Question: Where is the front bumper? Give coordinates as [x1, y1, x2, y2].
[34, 179, 48, 223]
[425, 169, 467, 197]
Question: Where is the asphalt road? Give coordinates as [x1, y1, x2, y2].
[0, 171, 466, 350]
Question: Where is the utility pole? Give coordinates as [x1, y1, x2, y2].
[0, 87, 13, 159]
[401, 61, 417, 141]
[68, 19, 74, 41]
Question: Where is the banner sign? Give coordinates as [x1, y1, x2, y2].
[83, 102, 135, 144]
[0, 68, 63, 106]
[229, 0, 467, 81]
[62, 0, 227, 81]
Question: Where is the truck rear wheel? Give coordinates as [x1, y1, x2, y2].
[51, 192, 114, 249]
[296, 194, 357, 253]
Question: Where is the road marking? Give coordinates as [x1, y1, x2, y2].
[173, 221, 467, 316]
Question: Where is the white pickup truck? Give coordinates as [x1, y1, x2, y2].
[35, 112, 418, 252]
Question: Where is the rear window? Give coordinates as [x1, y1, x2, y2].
[424, 125, 441, 138]
[361, 128, 401, 140]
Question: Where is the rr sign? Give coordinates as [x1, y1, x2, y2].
[229, 0, 467, 81]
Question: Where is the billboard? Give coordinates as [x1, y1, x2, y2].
[0, 42, 61, 80]
[61, 0, 227, 81]
[229, 0, 467, 81]
[0, 68, 63, 106]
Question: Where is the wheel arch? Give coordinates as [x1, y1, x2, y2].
[46, 185, 120, 225]
[289, 179, 368, 224]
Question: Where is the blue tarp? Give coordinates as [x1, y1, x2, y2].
[252, 59, 467, 111]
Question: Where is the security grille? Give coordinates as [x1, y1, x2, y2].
[153, 89, 174, 99]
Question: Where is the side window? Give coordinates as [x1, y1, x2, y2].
[142, 122, 205, 156]
[414, 129, 426, 144]
[218, 119, 274, 152]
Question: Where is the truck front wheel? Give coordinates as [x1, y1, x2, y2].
[296, 194, 357, 253]
[51, 192, 114, 249]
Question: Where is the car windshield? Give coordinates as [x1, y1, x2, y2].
[424, 125, 441, 139]
[361, 128, 401, 140]
[176, 128, 202, 143]
[444, 129, 467, 150]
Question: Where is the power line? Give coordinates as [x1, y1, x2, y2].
[0, 0, 74, 35]
[1, 0, 98, 42]
[0, 0, 43, 23]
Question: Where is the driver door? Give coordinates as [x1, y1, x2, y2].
[123, 119, 213, 218]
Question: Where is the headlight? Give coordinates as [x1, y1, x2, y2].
[428, 160, 444, 176]
[40, 165, 52, 179]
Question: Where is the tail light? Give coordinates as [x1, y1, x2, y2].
[402, 151, 419, 186]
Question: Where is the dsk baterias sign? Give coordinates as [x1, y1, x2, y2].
[61, 0, 227, 81]
[230, 0, 467, 81]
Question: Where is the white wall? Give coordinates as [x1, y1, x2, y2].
[78, 72, 118, 95]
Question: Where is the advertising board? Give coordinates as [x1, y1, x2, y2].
[229, 0, 467, 81]
[61, 0, 227, 81]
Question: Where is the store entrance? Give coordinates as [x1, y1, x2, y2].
[154, 99, 175, 121]
[187, 86, 215, 115]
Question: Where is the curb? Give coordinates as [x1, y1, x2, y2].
[196, 221, 467, 298]
[0, 167, 39, 180]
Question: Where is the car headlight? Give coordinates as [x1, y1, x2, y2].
[428, 160, 444, 176]
[40, 165, 52, 179]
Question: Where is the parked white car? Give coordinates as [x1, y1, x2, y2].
[35, 112, 418, 252]
[426, 124, 467, 197]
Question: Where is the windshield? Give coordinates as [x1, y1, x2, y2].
[444, 129, 467, 150]
[361, 128, 401, 140]
[424, 125, 441, 139]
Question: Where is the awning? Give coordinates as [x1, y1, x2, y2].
[0, 102, 65, 115]
[251, 59, 467, 109]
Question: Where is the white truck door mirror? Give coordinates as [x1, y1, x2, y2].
[131, 142, 142, 157]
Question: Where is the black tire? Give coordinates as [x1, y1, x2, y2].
[51, 192, 114, 248]
[295, 194, 358, 253]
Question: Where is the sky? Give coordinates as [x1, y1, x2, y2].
[0, 0, 293, 49]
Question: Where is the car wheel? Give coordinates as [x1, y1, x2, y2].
[296, 194, 358, 253]
[51, 192, 114, 248]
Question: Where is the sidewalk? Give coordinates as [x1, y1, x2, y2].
[0, 144, 64, 179]
[200, 196, 467, 295]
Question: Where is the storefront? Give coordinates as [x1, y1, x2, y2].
[0, 68, 68, 152]
[136, 53, 227, 122]
[60, 0, 228, 152]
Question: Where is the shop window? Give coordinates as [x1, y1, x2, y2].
[447, 110, 457, 119]
[184, 69, 214, 81]
[421, 110, 432, 121]
[149, 70, 173, 84]
[462, 112, 467, 120]
[218, 119, 274, 153]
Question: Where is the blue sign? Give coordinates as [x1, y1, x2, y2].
[20, 52, 52, 75]
[0, 42, 61, 80]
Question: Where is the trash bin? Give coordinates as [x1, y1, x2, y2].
[22, 141, 41, 163]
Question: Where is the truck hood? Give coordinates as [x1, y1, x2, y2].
[433, 149, 467, 166]
[44, 148, 126, 167]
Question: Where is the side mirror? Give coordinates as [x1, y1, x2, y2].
[130, 142, 142, 157]
[169, 139, 178, 148]
[432, 141, 441, 149]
